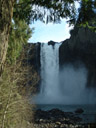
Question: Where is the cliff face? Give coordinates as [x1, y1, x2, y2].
[60, 27, 96, 64]
[59, 27, 96, 88]
[28, 43, 41, 72]
[68, 27, 96, 52]
[22, 43, 40, 93]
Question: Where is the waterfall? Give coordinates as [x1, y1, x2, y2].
[33, 43, 61, 104]
[40, 43, 60, 97]
[32, 43, 96, 105]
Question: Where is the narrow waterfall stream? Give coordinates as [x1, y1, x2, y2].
[40, 43, 60, 96]
[34, 43, 61, 104]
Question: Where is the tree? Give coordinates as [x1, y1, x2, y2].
[0, 54, 39, 128]
[14, 0, 76, 23]
[0, 0, 16, 75]
[77, 0, 96, 30]
[7, 19, 33, 64]
[0, 0, 76, 75]
[68, 0, 96, 30]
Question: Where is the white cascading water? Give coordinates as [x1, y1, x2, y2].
[34, 43, 61, 104]
[33, 43, 96, 104]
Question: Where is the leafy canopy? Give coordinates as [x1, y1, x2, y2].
[76, 0, 96, 31]
[14, 0, 77, 24]
[7, 19, 33, 64]
[13, 0, 96, 29]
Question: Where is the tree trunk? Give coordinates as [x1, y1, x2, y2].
[0, 0, 15, 76]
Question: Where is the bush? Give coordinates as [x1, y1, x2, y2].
[0, 47, 39, 128]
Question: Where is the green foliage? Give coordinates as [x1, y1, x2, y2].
[7, 20, 33, 64]
[76, 0, 96, 31]
[77, 0, 96, 23]
[0, 46, 39, 127]
[0, 67, 33, 128]
[6, 0, 35, 64]
[14, 0, 76, 24]
[13, 0, 96, 30]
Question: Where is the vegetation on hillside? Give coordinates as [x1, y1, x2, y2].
[76, 0, 96, 31]
[0, 1, 39, 127]
[0, 66, 32, 128]
[0, 45, 39, 128]
[7, 19, 33, 64]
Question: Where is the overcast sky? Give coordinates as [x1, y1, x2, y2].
[28, 2, 79, 43]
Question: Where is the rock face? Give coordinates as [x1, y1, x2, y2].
[48, 40, 57, 46]
[25, 43, 41, 93]
[59, 27, 96, 88]
[59, 27, 96, 65]
[28, 43, 41, 72]
[68, 27, 96, 51]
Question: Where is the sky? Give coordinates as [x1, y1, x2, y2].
[29, 19, 73, 43]
[28, 2, 80, 43]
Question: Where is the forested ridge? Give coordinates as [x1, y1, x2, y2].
[0, 0, 96, 127]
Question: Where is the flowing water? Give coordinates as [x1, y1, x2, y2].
[32, 43, 96, 123]
[33, 43, 61, 104]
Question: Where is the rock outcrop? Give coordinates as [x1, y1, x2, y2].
[27, 43, 41, 72]
[48, 40, 57, 46]
[59, 27, 96, 88]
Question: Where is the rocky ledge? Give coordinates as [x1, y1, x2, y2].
[31, 108, 96, 128]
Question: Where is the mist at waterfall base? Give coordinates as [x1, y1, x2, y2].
[32, 43, 96, 105]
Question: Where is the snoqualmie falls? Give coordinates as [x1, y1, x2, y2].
[32, 42, 96, 105]
[28, 40, 96, 125]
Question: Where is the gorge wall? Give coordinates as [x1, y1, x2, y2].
[59, 27, 96, 88]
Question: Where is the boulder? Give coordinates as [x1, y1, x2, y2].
[48, 40, 56, 46]
[75, 108, 84, 114]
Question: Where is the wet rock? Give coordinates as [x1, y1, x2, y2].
[48, 40, 57, 46]
[39, 119, 44, 122]
[33, 108, 95, 128]
[75, 108, 84, 114]
[56, 122, 61, 125]
[60, 124, 65, 128]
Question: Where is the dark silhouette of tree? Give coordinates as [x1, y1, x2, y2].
[77, 0, 96, 25]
